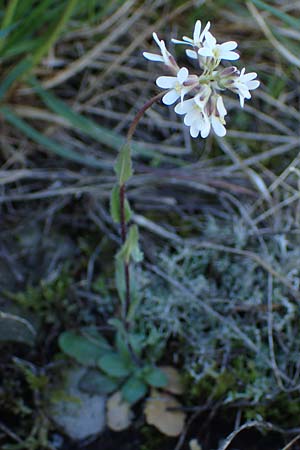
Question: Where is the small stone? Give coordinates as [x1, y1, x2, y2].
[50, 367, 106, 441]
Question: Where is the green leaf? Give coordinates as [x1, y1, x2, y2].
[115, 330, 132, 366]
[129, 333, 144, 357]
[79, 369, 119, 395]
[108, 318, 126, 333]
[115, 143, 133, 185]
[127, 269, 142, 322]
[110, 184, 132, 223]
[98, 352, 131, 378]
[117, 225, 143, 264]
[121, 376, 147, 404]
[144, 367, 168, 388]
[82, 327, 112, 351]
[115, 258, 126, 305]
[58, 330, 110, 366]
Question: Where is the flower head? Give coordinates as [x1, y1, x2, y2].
[143, 32, 179, 73]
[171, 20, 211, 61]
[156, 67, 198, 105]
[231, 68, 260, 107]
[143, 21, 259, 138]
[198, 31, 239, 62]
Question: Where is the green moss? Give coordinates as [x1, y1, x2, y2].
[8, 265, 76, 327]
[245, 393, 300, 428]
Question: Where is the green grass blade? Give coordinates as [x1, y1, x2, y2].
[32, 80, 125, 149]
[0, 0, 18, 31]
[249, 0, 300, 29]
[32, 0, 78, 66]
[0, 106, 109, 169]
[0, 0, 62, 59]
[0, 0, 19, 51]
[0, 57, 32, 100]
[32, 80, 163, 158]
[32, 82, 185, 164]
[0, 21, 18, 39]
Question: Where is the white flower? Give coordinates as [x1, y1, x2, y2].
[143, 32, 178, 72]
[175, 97, 209, 138]
[175, 86, 211, 138]
[143, 21, 259, 139]
[209, 95, 227, 137]
[175, 91, 227, 138]
[173, 20, 211, 61]
[198, 31, 239, 61]
[156, 67, 197, 105]
[172, 20, 210, 60]
[232, 68, 260, 107]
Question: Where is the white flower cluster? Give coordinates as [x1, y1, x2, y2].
[143, 21, 260, 138]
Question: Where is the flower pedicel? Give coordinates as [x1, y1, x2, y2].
[143, 20, 260, 138]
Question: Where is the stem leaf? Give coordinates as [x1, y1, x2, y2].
[115, 143, 133, 185]
[110, 185, 132, 224]
[117, 225, 143, 264]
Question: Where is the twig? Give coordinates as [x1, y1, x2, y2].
[280, 434, 300, 450]
[218, 420, 275, 450]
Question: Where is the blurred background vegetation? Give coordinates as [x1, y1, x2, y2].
[1, 0, 300, 449]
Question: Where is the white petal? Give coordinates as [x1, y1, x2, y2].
[193, 20, 201, 42]
[184, 110, 198, 126]
[242, 72, 258, 82]
[175, 98, 194, 115]
[156, 76, 176, 88]
[199, 21, 211, 41]
[198, 47, 213, 57]
[143, 52, 164, 62]
[220, 41, 238, 51]
[162, 89, 180, 105]
[200, 118, 211, 138]
[212, 116, 226, 137]
[190, 122, 200, 138]
[239, 94, 245, 108]
[248, 80, 260, 90]
[182, 36, 193, 43]
[186, 49, 198, 59]
[152, 32, 160, 47]
[177, 67, 189, 84]
[204, 30, 216, 48]
[216, 96, 227, 117]
[171, 38, 187, 45]
[220, 49, 239, 60]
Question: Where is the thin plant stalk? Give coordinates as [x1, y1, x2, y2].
[118, 91, 164, 327]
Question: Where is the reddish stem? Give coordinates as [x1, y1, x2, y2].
[119, 91, 164, 324]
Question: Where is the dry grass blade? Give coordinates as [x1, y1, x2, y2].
[247, 1, 300, 68]
[280, 434, 300, 450]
